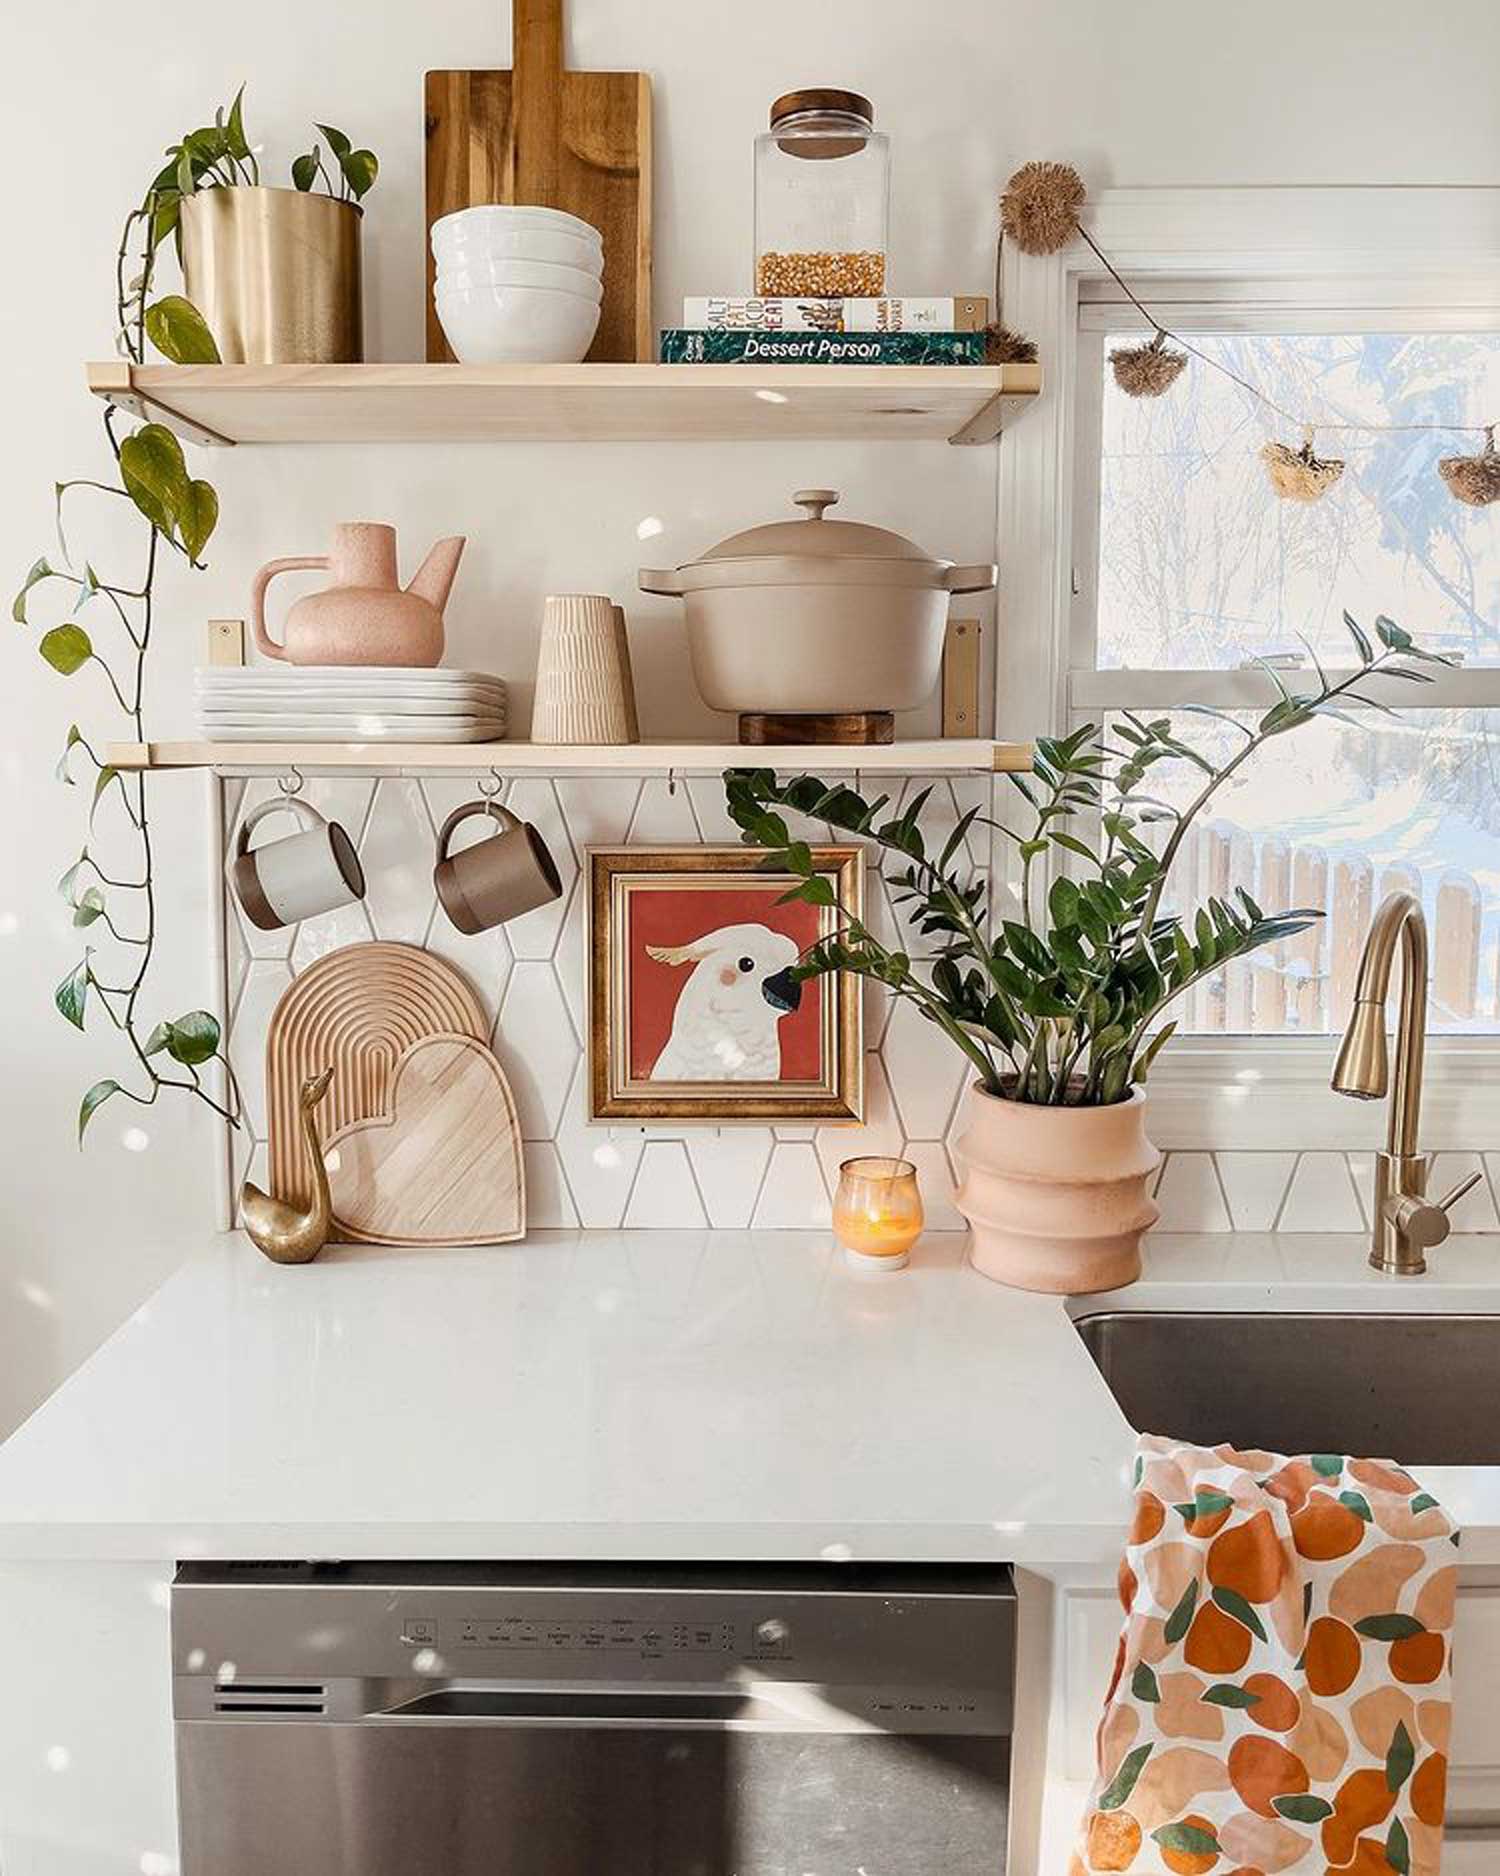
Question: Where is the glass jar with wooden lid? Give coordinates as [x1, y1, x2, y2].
[753, 89, 890, 298]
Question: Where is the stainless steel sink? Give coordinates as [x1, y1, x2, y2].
[1074, 1312, 1500, 1465]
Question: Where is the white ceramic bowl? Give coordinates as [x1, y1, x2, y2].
[432, 224, 603, 273]
[437, 255, 604, 303]
[433, 204, 603, 249]
[434, 282, 602, 364]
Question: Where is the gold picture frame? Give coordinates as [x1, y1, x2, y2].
[588, 845, 864, 1122]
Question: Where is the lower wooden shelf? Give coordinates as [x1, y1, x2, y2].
[106, 738, 1031, 776]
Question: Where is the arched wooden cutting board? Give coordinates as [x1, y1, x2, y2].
[265, 942, 523, 1244]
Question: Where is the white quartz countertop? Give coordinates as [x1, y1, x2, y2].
[1, 1228, 1498, 1565]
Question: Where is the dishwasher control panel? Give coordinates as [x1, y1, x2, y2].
[401, 1612, 793, 1661]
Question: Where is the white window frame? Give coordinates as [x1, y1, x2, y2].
[995, 186, 1500, 1150]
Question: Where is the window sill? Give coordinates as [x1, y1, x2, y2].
[1143, 1036, 1500, 1149]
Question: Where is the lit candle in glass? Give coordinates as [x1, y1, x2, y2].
[832, 1156, 924, 1270]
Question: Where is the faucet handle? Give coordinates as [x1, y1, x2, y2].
[1383, 1172, 1482, 1257]
[1436, 1171, 1482, 1216]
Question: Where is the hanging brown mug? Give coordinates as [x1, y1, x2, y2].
[433, 800, 563, 934]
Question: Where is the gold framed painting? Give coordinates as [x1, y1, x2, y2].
[588, 845, 864, 1122]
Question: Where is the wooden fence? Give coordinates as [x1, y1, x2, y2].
[1164, 820, 1491, 1032]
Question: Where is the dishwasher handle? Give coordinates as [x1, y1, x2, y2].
[376, 1687, 755, 1727]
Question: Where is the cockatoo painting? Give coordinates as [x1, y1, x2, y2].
[644, 922, 804, 1081]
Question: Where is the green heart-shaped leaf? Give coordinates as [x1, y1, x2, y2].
[40, 623, 92, 675]
[119, 422, 191, 534]
[164, 1010, 221, 1067]
[55, 955, 91, 1029]
[144, 295, 221, 365]
[178, 480, 219, 561]
[13, 556, 54, 623]
[78, 1078, 121, 1144]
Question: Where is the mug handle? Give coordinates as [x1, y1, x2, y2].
[251, 556, 329, 662]
[436, 800, 520, 861]
[236, 795, 324, 859]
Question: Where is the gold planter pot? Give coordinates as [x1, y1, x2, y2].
[181, 186, 363, 364]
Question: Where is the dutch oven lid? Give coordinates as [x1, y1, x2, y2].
[697, 491, 935, 564]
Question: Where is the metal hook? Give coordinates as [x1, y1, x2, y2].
[277, 767, 304, 798]
[478, 770, 503, 799]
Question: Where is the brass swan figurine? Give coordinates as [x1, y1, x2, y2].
[240, 1066, 335, 1264]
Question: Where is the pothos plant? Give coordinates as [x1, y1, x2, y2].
[12, 88, 369, 1145]
[124, 84, 381, 368]
[724, 615, 1449, 1107]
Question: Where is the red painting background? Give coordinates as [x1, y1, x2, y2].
[625, 884, 825, 1081]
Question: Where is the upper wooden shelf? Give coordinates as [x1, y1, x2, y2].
[106, 738, 1031, 776]
[87, 361, 1041, 449]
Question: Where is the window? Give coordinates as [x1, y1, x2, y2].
[1071, 292, 1500, 1036]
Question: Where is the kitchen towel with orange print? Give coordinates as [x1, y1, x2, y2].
[1075, 1435, 1458, 1876]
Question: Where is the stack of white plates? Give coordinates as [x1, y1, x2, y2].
[432, 206, 604, 364]
[195, 668, 509, 743]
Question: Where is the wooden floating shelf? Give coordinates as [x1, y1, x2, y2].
[87, 361, 1041, 448]
[106, 738, 1032, 776]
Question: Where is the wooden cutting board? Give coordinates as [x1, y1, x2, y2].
[325, 1033, 524, 1246]
[425, 0, 653, 364]
[266, 941, 486, 1206]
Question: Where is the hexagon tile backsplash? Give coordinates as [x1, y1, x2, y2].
[222, 768, 993, 1232]
[220, 771, 1500, 1235]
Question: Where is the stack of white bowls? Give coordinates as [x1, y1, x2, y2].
[433, 206, 604, 364]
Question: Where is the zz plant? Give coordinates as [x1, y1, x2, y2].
[724, 616, 1448, 1107]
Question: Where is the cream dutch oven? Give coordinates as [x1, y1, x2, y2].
[638, 489, 997, 715]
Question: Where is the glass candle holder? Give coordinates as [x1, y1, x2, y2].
[832, 1156, 923, 1271]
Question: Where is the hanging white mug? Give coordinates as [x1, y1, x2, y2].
[232, 796, 366, 932]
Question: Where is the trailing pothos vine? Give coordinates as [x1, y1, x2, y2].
[14, 192, 238, 1144]
[17, 89, 380, 1146]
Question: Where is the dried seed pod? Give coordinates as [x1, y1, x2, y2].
[999, 160, 1086, 257]
[1439, 428, 1500, 507]
[984, 323, 1039, 365]
[1109, 332, 1187, 398]
[1261, 434, 1345, 503]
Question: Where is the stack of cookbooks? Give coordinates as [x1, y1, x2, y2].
[659, 295, 990, 365]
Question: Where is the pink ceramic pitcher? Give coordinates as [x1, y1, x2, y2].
[251, 522, 465, 667]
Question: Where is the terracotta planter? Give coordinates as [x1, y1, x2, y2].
[951, 1084, 1160, 1294]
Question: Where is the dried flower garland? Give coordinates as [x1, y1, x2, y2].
[996, 156, 1495, 507]
[1439, 427, 1500, 507]
[1261, 432, 1346, 503]
[1109, 331, 1187, 398]
[984, 323, 1039, 365]
[999, 160, 1085, 257]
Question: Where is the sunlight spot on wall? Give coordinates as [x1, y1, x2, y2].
[636, 515, 665, 540]
[755, 389, 789, 405]
[19, 1280, 53, 1311]
[44, 1745, 70, 1773]
[819, 1541, 853, 1562]
[138, 1852, 177, 1876]
[145, 1579, 170, 1610]
[121, 1126, 150, 1153]
[0, 912, 18, 937]
[592, 1141, 622, 1169]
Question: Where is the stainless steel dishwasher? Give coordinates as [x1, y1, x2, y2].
[173, 1560, 1015, 1875]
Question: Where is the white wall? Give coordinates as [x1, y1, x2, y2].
[2, 0, 1498, 1436]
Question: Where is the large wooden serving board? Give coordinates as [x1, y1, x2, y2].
[425, 0, 653, 364]
[267, 942, 512, 1244]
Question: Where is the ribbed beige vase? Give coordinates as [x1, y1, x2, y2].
[531, 594, 636, 744]
[952, 1085, 1160, 1294]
